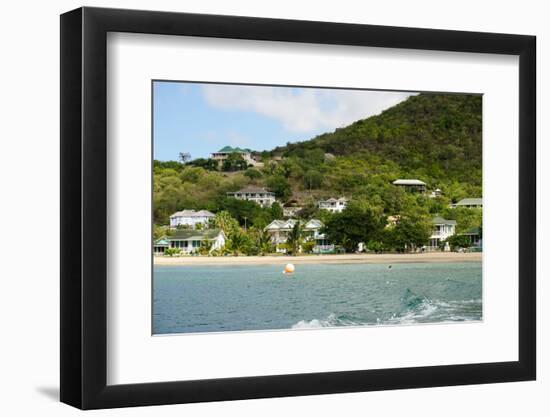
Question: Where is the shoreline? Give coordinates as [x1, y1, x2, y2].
[154, 252, 482, 266]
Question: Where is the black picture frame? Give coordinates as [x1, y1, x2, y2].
[60, 6, 536, 410]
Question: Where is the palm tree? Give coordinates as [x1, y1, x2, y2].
[198, 239, 213, 255]
[225, 231, 248, 256]
[254, 227, 275, 255]
[285, 221, 304, 256]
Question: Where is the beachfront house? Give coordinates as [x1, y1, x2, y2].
[169, 209, 215, 229]
[461, 226, 482, 249]
[392, 179, 427, 193]
[429, 216, 457, 251]
[153, 238, 169, 255]
[210, 146, 261, 167]
[317, 197, 348, 213]
[264, 219, 334, 253]
[157, 228, 226, 255]
[451, 198, 483, 209]
[227, 186, 276, 207]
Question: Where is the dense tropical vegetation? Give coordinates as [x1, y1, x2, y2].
[153, 93, 483, 254]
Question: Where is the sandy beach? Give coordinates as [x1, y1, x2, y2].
[154, 252, 481, 266]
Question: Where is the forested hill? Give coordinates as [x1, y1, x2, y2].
[270, 94, 482, 186]
[154, 93, 483, 230]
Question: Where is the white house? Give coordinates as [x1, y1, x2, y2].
[429, 188, 443, 198]
[227, 186, 276, 207]
[169, 210, 215, 229]
[160, 228, 226, 254]
[264, 219, 334, 253]
[317, 197, 348, 213]
[210, 146, 262, 167]
[451, 198, 483, 209]
[392, 179, 427, 193]
[429, 216, 457, 251]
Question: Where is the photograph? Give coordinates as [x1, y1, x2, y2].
[152, 81, 483, 335]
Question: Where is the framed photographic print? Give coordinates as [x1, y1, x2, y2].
[60, 7, 536, 410]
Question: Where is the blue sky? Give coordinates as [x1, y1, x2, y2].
[153, 81, 415, 161]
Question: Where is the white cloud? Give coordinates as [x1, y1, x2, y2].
[201, 84, 415, 133]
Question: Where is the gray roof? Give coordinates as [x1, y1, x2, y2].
[265, 219, 324, 231]
[432, 216, 457, 225]
[168, 228, 224, 241]
[393, 179, 426, 186]
[462, 226, 481, 235]
[455, 198, 483, 206]
[170, 209, 215, 218]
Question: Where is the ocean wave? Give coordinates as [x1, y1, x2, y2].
[291, 296, 481, 329]
[291, 313, 363, 329]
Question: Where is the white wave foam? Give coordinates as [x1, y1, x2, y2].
[291, 313, 365, 329]
[291, 313, 338, 329]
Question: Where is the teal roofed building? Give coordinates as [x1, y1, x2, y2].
[210, 146, 262, 167]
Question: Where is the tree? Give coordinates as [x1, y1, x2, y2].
[303, 169, 323, 190]
[243, 168, 262, 180]
[178, 152, 191, 163]
[323, 202, 386, 253]
[446, 234, 471, 250]
[384, 216, 431, 252]
[222, 153, 247, 171]
[212, 211, 240, 237]
[216, 198, 265, 228]
[251, 227, 275, 255]
[198, 239, 213, 255]
[266, 175, 292, 200]
[284, 221, 304, 255]
[225, 231, 250, 256]
[190, 158, 218, 171]
[270, 202, 283, 219]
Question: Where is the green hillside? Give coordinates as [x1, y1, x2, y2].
[270, 93, 482, 186]
[154, 93, 482, 245]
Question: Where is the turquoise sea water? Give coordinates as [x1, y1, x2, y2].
[153, 262, 482, 335]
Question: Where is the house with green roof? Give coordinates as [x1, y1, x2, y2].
[210, 146, 262, 168]
[154, 229, 226, 255]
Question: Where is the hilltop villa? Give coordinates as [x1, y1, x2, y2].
[265, 219, 334, 253]
[429, 216, 457, 251]
[210, 146, 262, 167]
[154, 228, 226, 255]
[392, 179, 427, 193]
[169, 209, 215, 229]
[317, 197, 348, 213]
[451, 198, 483, 209]
[227, 186, 276, 207]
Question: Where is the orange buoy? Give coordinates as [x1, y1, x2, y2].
[283, 263, 295, 275]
